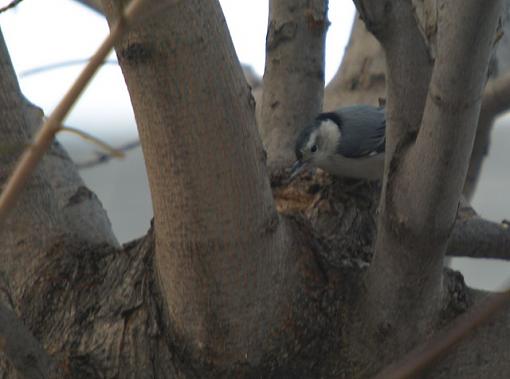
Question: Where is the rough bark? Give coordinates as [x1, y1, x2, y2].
[259, 0, 328, 176]
[354, 0, 504, 362]
[447, 200, 510, 260]
[0, 30, 116, 291]
[100, 0, 302, 366]
[0, 26, 117, 378]
[353, 0, 436, 351]
[24, 101, 118, 247]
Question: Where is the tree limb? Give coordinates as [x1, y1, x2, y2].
[447, 200, 510, 260]
[373, 286, 510, 379]
[357, 0, 504, 361]
[0, 0, 147, 224]
[355, 0, 436, 353]
[400, 0, 501, 241]
[259, 0, 328, 176]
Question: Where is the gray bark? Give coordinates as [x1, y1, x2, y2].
[259, 0, 328, 177]
[0, 30, 116, 293]
[100, 0, 301, 365]
[355, 0, 505, 364]
[448, 200, 510, 260]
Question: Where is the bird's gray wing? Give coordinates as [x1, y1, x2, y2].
[335, 105, 386, 158]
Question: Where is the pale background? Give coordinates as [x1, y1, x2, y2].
[0, 0, 508, 290]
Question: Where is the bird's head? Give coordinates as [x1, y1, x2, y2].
[290, 116, 341, 179]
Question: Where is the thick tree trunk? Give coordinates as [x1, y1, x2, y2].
[100, 0, 302, 366]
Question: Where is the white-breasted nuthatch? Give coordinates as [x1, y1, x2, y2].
[291, 105, 386, 180]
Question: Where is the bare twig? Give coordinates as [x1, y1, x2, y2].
[372, 284, 510, 379]
[0, 0, 148, 224]
[76, 139, 140, 169]
[0, 0, 25, 14]
[19, 59, 118, 77]
[60, 126, 125, 159]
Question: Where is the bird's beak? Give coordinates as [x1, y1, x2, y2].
[289, 160, 308, 180]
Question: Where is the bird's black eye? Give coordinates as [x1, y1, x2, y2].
[310, 145, 318, 153]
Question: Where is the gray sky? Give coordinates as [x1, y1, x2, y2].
[1, 0, 355, 137]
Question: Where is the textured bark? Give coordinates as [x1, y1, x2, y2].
[448, 200, 510, 260]
[0, 30, 116, 293]
[259, 0, 328, 176]
[354, 0, 436, 352]
[354, 0, 505, 363]
[24, 101, 118, 248]
[100, 0, 300, 366]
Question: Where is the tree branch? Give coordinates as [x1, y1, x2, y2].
[0, 0, 147, 224]
[447, 200, 510, 260]
[259, 0, 328, 176]
[355, 0, 436, 354]
[0, 25, 119, 295]
[399, 0, 501, 241]
[373, 286, 510, 378]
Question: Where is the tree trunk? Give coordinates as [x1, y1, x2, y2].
[99, 0, 304, 366]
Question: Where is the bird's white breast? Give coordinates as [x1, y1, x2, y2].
[317, 153, 384, 180]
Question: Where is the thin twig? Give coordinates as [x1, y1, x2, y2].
[76, 139, 140, 169]
[372, 284, 510, 379]
[60, 126, 125, 158]
[0, 0, 148, 224]
[19, 59, 118, 77]
[0, 0, 25, 14]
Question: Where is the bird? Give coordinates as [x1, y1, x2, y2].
[290, 105, 386, 180]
